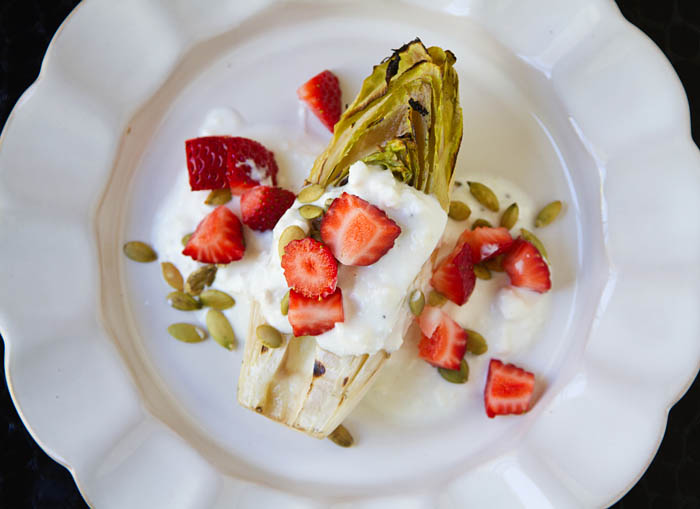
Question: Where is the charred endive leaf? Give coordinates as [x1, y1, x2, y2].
[308, 38, 462, 211]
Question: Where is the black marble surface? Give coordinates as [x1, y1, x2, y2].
[1, 0, 699, 507]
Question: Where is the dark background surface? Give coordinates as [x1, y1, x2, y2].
[1, 0, 699, 507]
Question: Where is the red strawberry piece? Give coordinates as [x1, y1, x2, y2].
[185, 136, 231, 190]
[297, 70, 342, 132]
[183, 206, 245, 264]
[226, 137, 279, 194]
[458, 226, 514, 263]
[239, 185, 295, 232]
[282, 238, 338, 298]
[320, 193, 401, 266]
[430, 242, 476, 305]
[484, 358, 535, 418]
[502, 238, 551, 293]
[416, 306, 468, 370]
[288, 287, 344, 337]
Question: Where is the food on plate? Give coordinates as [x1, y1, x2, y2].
[238, 38, 463, 437]
[484, 358, 535, 418]
[182, 206, 245, 264]
[297, 70, 342, 132]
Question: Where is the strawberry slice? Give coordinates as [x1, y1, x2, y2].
[320, 193, 401, 266]
[502, 238, 551, 293]
[417, 306, 468, 370]
[282, 238, 338, 298]
[240, 185, 295, 231]
[430, 242, 476, 305]
[226, 137, 279, 194]
[484, 359, 535, 418]
[185, 136, 279, 193]
[183, 206, 245, 264]
[458, 226, 514, 263]
[288, 288, 344, 337]
[297, 70, 342, 132]
[185, 136, 231, 190]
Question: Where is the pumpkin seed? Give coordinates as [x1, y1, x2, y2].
[520, 228, 548, 261]
[299, 204, 324, 220]
[185, 265, 217, 296]
[324, 198, 335, 209]
[471, 218, 492, 230]
[483, 254, 505, 272]
[328, 424, 354, 447]
[204, 188, 232, 206]
[206, 309, 236, 350]
[167, 323, 207, 343]
[123, 241, 157, 263]
[465, 329, 488, 355]
[297, 184, 324, 203]
[167, 291, 202, 311]
[278, 225, 306, 258]
[468, 181, 499, 212]
[280, 291, 290, 316]
[438, 359, 469, 384]
[199, 289, 235, 310]
[535, 200, 562, 228]
[500, 203, 519, 230]
[409, 289, 425, 316]
[474, 264, 491, 280]
[448, 200, 471, 221]
[161, 262, 184, 291]
[181, 233, 193, 247]
[428, 290, 447, 307]
[256, 324, 283, 349]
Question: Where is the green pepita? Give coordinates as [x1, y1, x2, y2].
[256, 324, 283, 349]
[438, 359, 469, 384]
[468, 181, 499, 212]
[299, 204, 324, 220]
[324, 198, 335, 209]
[167, 291, 201, 311]
[297, 184, 325, 203]
[448, 200, 471, 221]
[465, 329, 488, 355]
[204, 188, 232, 206]
[161, 262, 184, 291]
[185, 265, 217, 296]
[409, 289, 425, 316]
[500, 203, 519, 230]
[280, 291, 290, 316]
[206, 309, 236, 350]
[199, 289, 235, 310]
[181, 233, 193, 247]
[328, 424, 354, 447]
[483, 254, 505, 272]
[278, 225, 306, 258]
[123, 241, 157, 263]
[471, 218, 492, 230]
[474, 264, 491, 280]
[167, 323, 207, 343]
[535, 200, 562, 228]
[428, 290, 447, 307]
[520, 228, 548, 261]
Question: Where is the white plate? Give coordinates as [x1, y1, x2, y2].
[1, 1, 699, 507]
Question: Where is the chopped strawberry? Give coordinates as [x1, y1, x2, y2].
[416, 306, 468, 370]
[282, 238, 338, 298]
[502, 238, 551, 293]
[239, 185, 295, 231]
[183, 206, 245, 263]
[430, 242, 476, 305]
[226, 137, 279, 194]
[185, 136, 231, 190]
[320, 193, 401, 266]
[288, 288, 344, 337]
[484, 359, 535, 418]
[458, 226, 514, 263]
[186, 136, 278, 193]
[297, 70, 342, 132]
